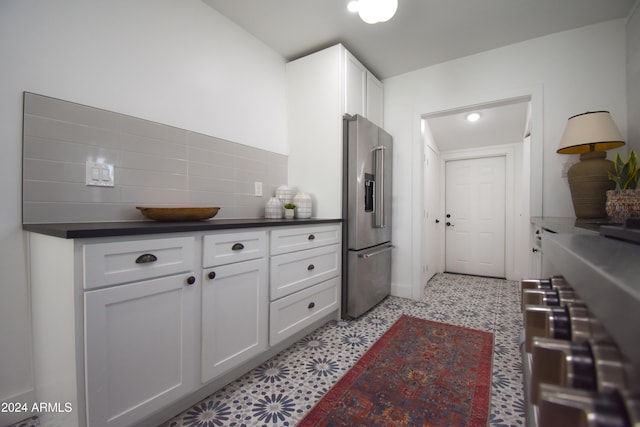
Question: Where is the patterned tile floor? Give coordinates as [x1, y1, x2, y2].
[10, 273, 524, 427]
[161, 273, 525, 427]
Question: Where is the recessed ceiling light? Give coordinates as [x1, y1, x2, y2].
[347, 1, 359, 13]
[466, 112, 481, 122]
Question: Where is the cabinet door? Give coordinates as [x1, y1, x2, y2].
[366, 72, 384, 127]
[201, 258, 268, 383]
[85, 273, 197, 427]
[344, 51, 366, 117]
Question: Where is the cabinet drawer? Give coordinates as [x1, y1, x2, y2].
[270, 244, 340, 300]
[203, 230, 267, 267]
[83, 236, 195, 289]
[270, 224, 340, 255]
[269, 277, 340, 346]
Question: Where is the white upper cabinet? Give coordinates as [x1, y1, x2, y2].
[344, 49, 384, 126]
[344, 52, 367, 118]
[366, 72, 384, 127]
[287, 44, 384, 218]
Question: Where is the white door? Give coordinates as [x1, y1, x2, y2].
[445, 156, 506, 277]
[422, 145, 440, 285]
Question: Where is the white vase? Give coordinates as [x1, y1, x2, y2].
[275, 185, 294, 206]
[293, 192, 312, 218]
[265, 197, 283, 219]
[284, 208, 295, 219]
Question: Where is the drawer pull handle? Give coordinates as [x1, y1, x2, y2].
[308, 302, 315, 309]
[231, 243, 245, 251]
[308, 234, 315, 240]
[208, 271, 216, 280]
[135, 253, 158, 264]
[307, 264, 315, 271]
[186, 276, 196, 285]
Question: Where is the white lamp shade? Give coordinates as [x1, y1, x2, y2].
[557, 111, 625, 154]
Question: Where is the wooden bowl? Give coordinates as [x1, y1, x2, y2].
[136, 207, 220, 221]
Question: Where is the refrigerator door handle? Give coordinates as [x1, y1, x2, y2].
[373, 145, 386, 228]
[358, 245, 395, 259]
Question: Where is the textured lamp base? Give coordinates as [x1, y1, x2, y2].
[567, 151, 615, 219]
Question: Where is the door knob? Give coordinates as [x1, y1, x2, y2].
[435, 219, 440, 223]
[446, 214, 451, 218]
[446, 222, 454, 227]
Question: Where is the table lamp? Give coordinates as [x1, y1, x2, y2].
[557, 111, 625, 219]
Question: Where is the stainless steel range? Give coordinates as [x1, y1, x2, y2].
[521, 227, 640, 426]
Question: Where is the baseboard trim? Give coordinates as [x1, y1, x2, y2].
[0, 387, 37, 426]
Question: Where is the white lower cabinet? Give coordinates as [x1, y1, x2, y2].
[201, 258, 268, 383]
[28, 223, 340, 427]
[268, 224, 342, 346]
[85, 274, 198, 427]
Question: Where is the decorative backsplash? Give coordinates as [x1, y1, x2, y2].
[22, 93, 287, 223]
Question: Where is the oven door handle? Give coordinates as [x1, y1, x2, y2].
[358, 245, 395, 259]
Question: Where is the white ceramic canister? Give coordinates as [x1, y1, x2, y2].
[265, 197, 283, 219]
[275, 185, 293, 206]
[293, 192, 312, 218]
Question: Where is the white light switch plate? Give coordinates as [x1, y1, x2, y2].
[86, 161, 114, 187]
[254, 181, 263, 197]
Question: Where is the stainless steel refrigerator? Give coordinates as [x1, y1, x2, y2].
[342, 114, 393, 318]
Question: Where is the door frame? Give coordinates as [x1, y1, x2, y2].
[441, 147, 516, 279]
[410, 88, 542, 301]
[421, 142, 441, 287]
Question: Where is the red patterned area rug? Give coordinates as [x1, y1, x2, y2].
[298, 315, 494, 427]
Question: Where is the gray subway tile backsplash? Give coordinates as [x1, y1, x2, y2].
[22, 92, 288, 223]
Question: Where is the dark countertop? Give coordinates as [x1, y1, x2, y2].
[23, 218, 342, 239]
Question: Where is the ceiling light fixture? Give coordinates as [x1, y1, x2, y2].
[466, 112, 481, 122]
[348, 0, 398, 24]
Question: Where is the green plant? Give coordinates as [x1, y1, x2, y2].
[284, 203, 296, 209]
[609, 150, 640, 190]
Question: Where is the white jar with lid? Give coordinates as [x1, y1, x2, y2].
[265, 197, 283, 219]
[275, 185, 293, 206]
[293, 192, 312, 219]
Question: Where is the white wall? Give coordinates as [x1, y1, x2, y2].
[0, 1, 287, 423]
[384, 19, 628, 298]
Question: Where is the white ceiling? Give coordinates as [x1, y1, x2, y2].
[425, 99, 530, 151]
[202, 0, 634, 80]
[202, 0, 634, 151]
